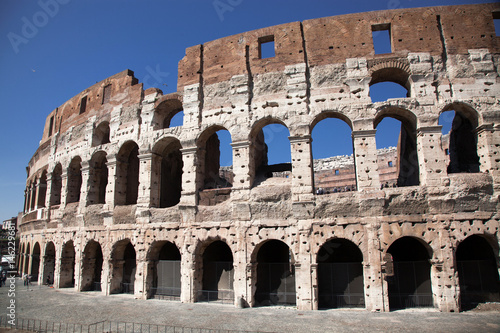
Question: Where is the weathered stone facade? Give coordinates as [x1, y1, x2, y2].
[19, 3, 500, 312]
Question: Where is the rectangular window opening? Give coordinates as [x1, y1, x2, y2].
[388, 161, 393, 167]
[334, 170, 340, 175]
[102, 84, 112, 104]
[259, 35, 275, 59]
[48, 116, 54, 136]
[79, 96, 87, 114]
[493, 12, 500, 36]
[372, 23, 392, 54]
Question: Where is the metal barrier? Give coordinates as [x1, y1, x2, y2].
[150, 287, 181, 301]
[196, 289, 234, 304]
[120, 282, 134, 294]
[389, 293, 434, 309]
[0, 316, 265, 333]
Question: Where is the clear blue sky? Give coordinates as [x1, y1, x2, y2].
[0, 0, 492, 221]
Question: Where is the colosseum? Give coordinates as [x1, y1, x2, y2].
[18, 3, 500, 312]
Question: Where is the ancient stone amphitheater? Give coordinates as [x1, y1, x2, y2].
[18, 3, 500, 312]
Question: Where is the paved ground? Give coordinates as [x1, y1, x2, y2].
[0, 278, 499, 333]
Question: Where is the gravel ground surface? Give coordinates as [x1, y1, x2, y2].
[0, 278, 499, 333]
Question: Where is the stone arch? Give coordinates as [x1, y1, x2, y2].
[316, 238, 365, 309]
[115, 141, 140, 205]
[151, 137, 183, 208]
[109, 239, 136, 294]
[50, 163, 63, 206]
[196, 125, 233, 192]
[87, 151, 108, 205]
[146, 240, 182, 299]
[252, 239, 296, 307]
[60, 240, 76, 288]
[249, 118, 292, 187]
[374, 106, 419, 187]
[31, 242, 41, 282]
[67, 156, 82, 204]
[92, 121, 110, 147]
[38, 170, 47, 208]
[456, 234, 500, 310]
[194, 239, 234, 303]
[81, 240, 103, 291]
[154, 95, 183, 130]
[311, 111, 356, 193]
[440, 103, 480, 174]
[385, 236, 433, 310]
[43, 241, 56, 285]
[369, 62, 411, 93]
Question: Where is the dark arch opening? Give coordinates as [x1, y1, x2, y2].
[31, 243, 41, 283]
[148, 241, 181, 300]
[92, 122, 110, 147]
[254, 240, 296, 306]
[199, 240, 234, 303]
[116, 142, 139, 205]
[88, 152, 108, 205]
[153, 139, 183, 208]
[43, 242, 56, 286]
[38, 171, 47, 208]
[60, 241, 75, 288]
[81, 240, 103, 291]
[317, 239, 365, 309]
[67, 157, 82, 204]
[456, 235, 500, 310]
[50, 164, 62, 206]
[386, 237, 433, 310]
[155, 99, 183, 130]
[439, 109, 480, 174]
[110, 240, 136, 294]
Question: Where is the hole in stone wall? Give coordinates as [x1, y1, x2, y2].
[259, 35, 275, 59]
[439, 110, 480, 174]
[493, 12, 500, 36]
[372, 23, 392, 54]
[252, 123, 291, 186]
[376, 117, 419, 187]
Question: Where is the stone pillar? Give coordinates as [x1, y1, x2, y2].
[53, 248, 61, 288]
[100, 253, 111, 295]
[78, 162, 90, 211]
[364, 223, 388, 312]
[310, 263, 319, 310]
[137, 152, 154, 209]
[476, 124, 500, 187]
[232, 228, 249, 307]
[289, 135, 314, 202]
[295, 228, 313, 310]
[23, 189, 28, 213]
[59, 170, 69, 208]
[105, 155, 117, 209]
[74, 247, 83, 291]
[180, 251, 195, 303]
[45, 173, 53, 208]
[352, 130, 381, 191]
[179, 147, 198, 207]
[134, 257, 148, 299]
[231, 141, 252, 193]
[417, 126, 448, 186]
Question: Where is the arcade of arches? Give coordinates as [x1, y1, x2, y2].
[18, 233, 500, 311]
